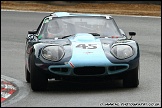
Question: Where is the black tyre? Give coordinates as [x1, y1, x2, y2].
[30, 52, 48, 91]
[123, 65, 139, 88]
[25, 65, 30, 83]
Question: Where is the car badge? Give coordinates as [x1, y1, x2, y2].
[84, 52, 93, 54]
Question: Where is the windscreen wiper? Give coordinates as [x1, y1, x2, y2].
[61, 33, 100, 39]
[61, 34, 73, 39]
[89, 33, 100, 36]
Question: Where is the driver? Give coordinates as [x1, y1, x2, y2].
[46, 19, 64, 38]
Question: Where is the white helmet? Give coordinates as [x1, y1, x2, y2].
[47, 20, 64, 37]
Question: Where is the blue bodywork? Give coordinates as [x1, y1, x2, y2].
[27, 33, 139, 78]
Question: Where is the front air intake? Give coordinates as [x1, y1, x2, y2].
[74, 66, 105, 75]
[50, 68, 68, 73]
[108, 66, 128, 71]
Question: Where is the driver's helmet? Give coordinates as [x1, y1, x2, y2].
[47, 19, 64, 38]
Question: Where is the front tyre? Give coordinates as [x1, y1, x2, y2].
[123, 65, 139, 88]
[25, 65, 30, 83]
[30, 52, 48, 91]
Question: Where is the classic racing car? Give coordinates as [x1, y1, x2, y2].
[25, 12, 140, 91]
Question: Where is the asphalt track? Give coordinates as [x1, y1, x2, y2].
[1, 10, 161, 107]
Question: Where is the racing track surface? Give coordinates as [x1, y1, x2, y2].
[1, 11, 161, 107]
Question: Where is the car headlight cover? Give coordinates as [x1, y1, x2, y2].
[111, 45, 134, 59]
[41, 45, 65, 61]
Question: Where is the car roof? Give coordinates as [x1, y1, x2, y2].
[49, 12, 112, 19]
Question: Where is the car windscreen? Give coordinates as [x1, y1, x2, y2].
[38, 16, 123, 39]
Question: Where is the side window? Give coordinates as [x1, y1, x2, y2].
[36, 15, 51, 35]
[36, 17, 46, 35]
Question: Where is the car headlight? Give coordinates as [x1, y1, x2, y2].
[111, 45, 134, 59]
[41, 45, 65, 61]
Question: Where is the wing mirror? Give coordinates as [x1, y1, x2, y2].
[129, 32, 136, 39]
[26, 30, 37, 41]
[28, 29, 37, 34]
[26, 34, 34, 40]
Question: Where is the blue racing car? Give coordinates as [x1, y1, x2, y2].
[25, 12, 140, 91]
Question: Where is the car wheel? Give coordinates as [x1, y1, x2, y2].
[123, 65, 139, 88]
[30, 52, 48, 91]
[25, 65, 30, 83]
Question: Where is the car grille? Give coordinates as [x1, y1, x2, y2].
[50, 68, 68, 73]
[74, 66, 105, 75]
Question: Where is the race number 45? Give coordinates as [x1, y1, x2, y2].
[76, 44, 97, 49]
